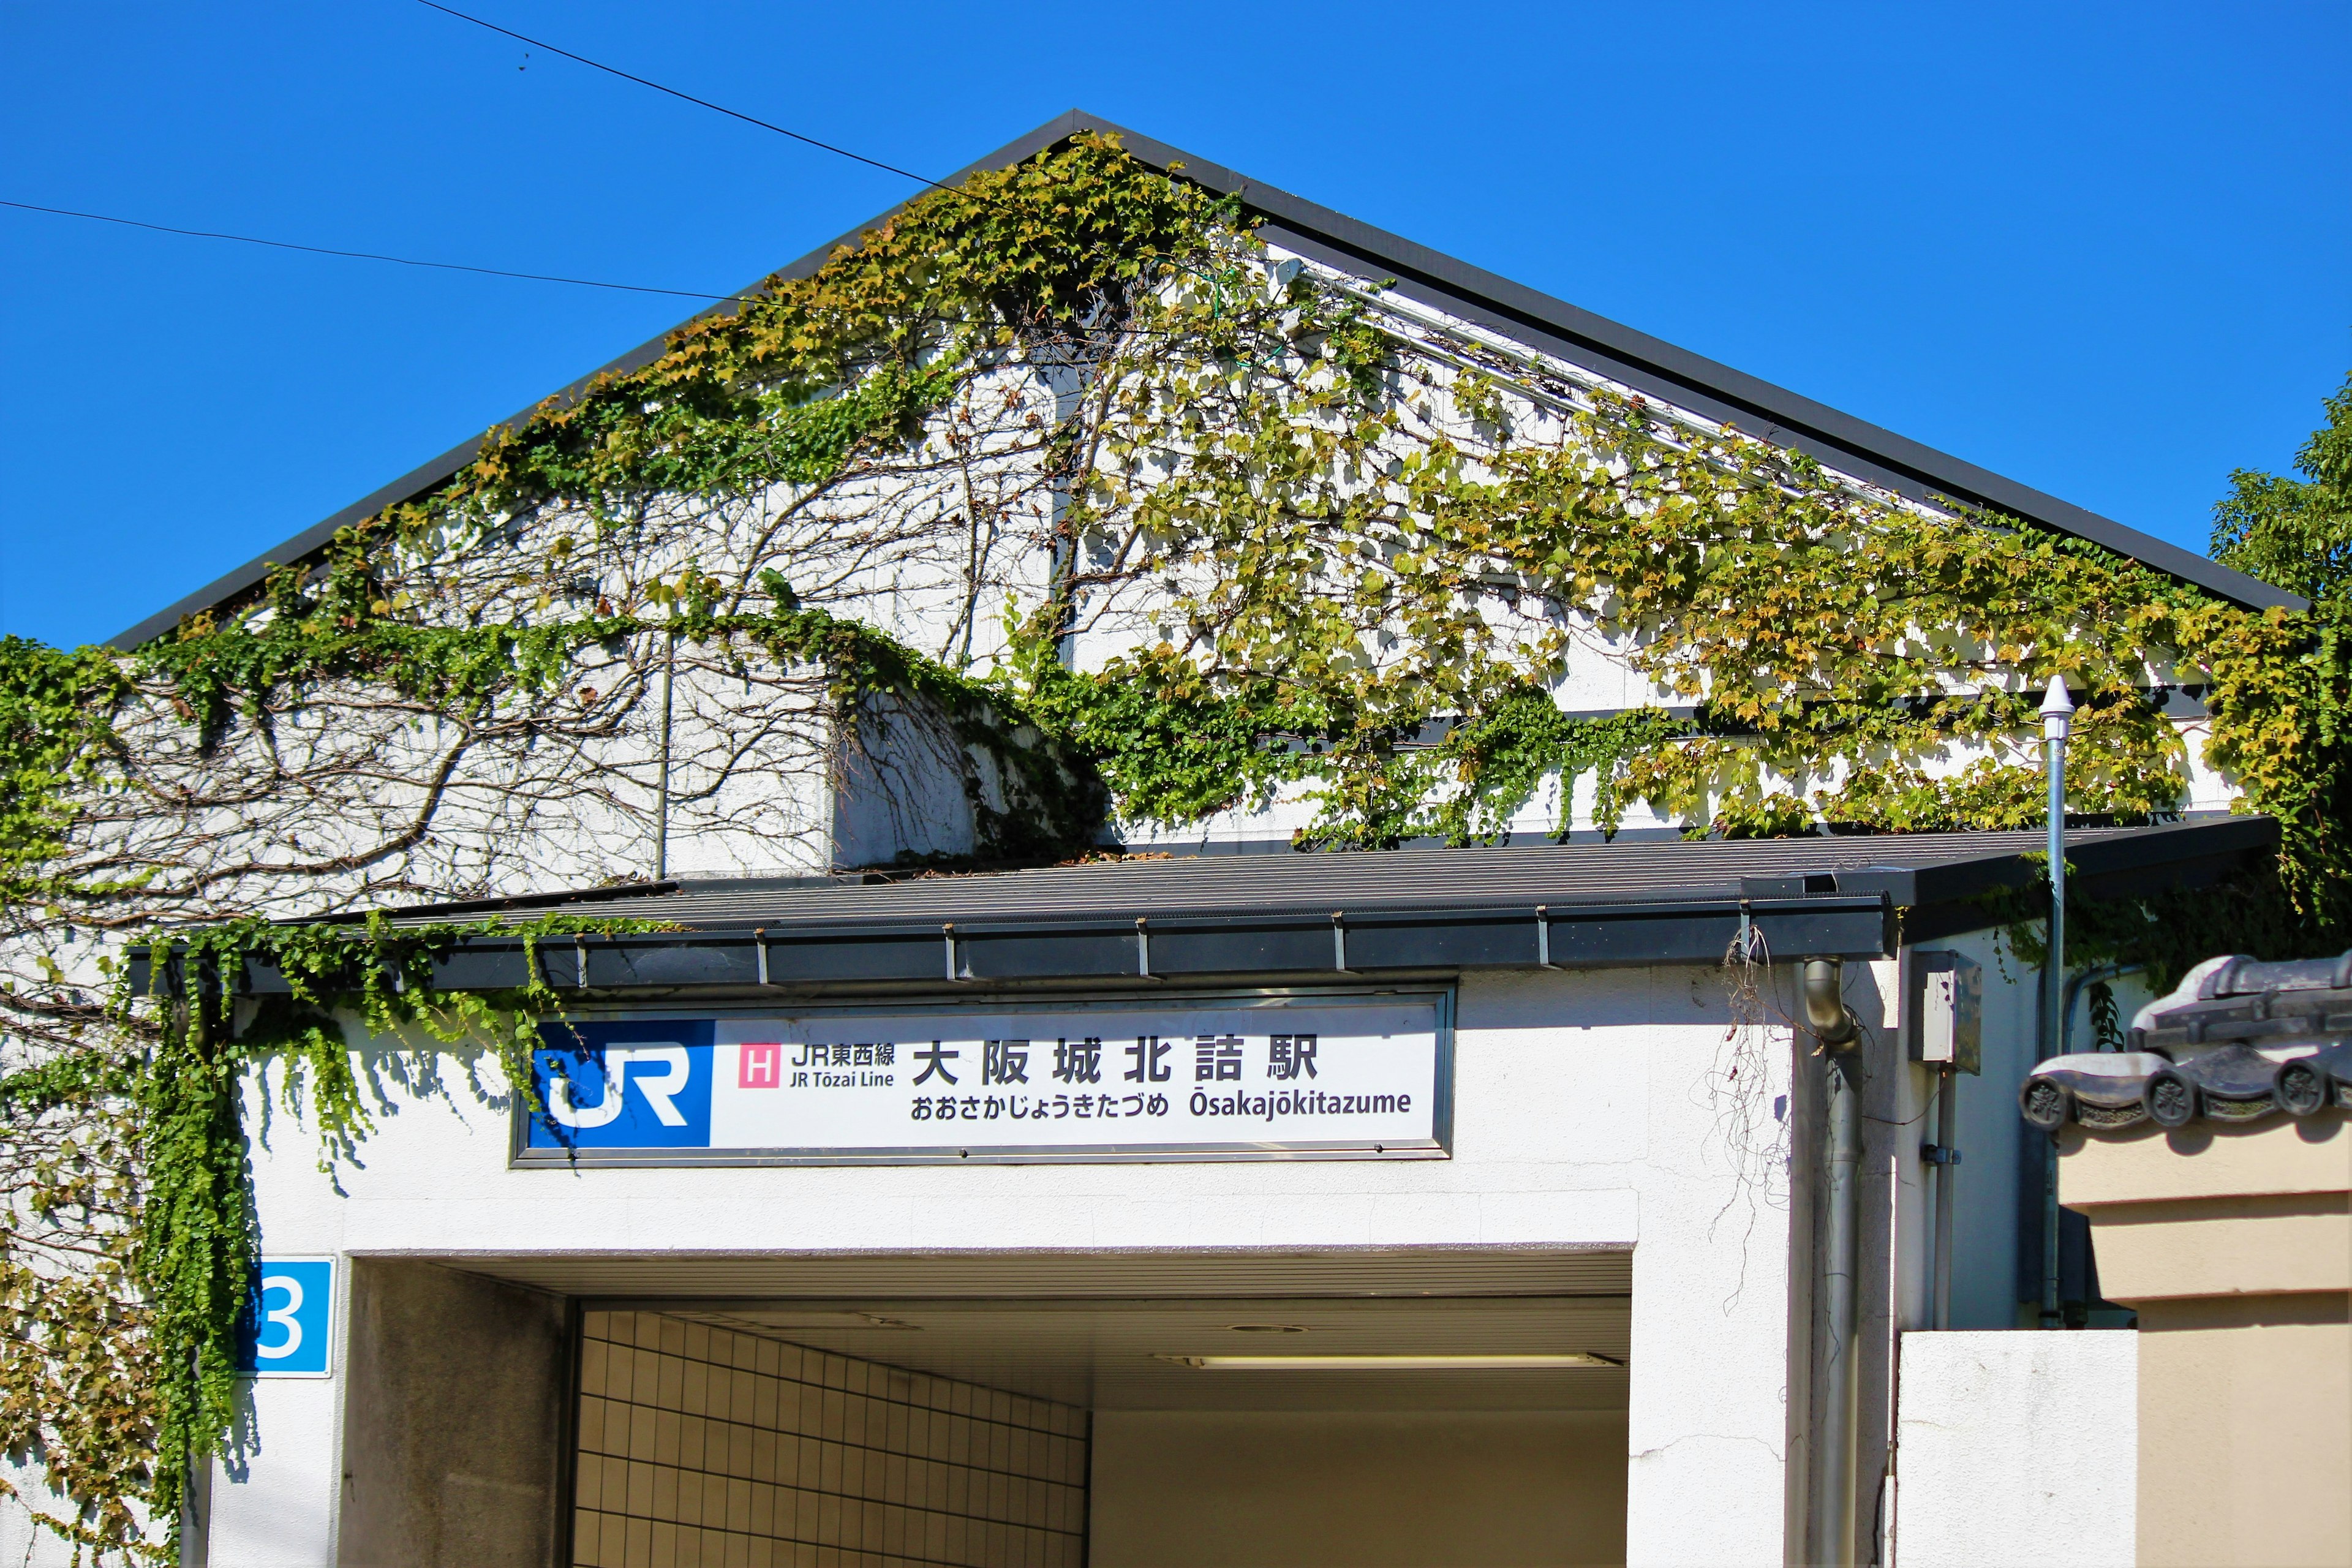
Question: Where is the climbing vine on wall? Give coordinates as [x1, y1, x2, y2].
[4, 131, 2351, 1561]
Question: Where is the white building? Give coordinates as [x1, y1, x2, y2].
[180, 825, 2211, 1568]
[28, 115, 2284, 1567]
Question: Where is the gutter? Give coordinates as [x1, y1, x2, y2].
[129, 891, 1895, 997]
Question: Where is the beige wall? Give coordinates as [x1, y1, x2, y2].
[2060, 1117, 2352, 1568]
[1087, 1410, 1627, 1568]
[2132, 1292, 2349, 1568]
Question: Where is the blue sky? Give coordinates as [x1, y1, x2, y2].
[2, 1, 2345, 649]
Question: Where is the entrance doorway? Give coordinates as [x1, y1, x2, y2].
[555, 1250, 1630, 1568]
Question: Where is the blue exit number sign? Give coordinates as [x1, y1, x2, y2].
[233, 1257, 334, 1378]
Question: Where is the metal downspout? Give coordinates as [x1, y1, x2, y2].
[1806, 957, 1862, 1566]
[2061, 962, 2148, 1055]
[2035, 960, 2149, 1326]
[1930, 1065, 1956, 1330]
[654, 628, 676, 880]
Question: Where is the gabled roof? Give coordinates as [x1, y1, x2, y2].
[110, 110, 2302, 649]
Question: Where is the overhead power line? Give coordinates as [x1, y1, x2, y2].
[0, 198, 745, 301]
[414, 1, 979, 201]
[412, 1, 1038, 224]
[9, 15, 1223, 320]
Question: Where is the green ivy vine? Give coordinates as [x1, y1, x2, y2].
[5, 910, 669, 1558]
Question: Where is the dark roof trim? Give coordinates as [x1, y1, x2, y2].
[174, 893, 1897, 999]
[129, 817, 2274, 998]
[111, 111, 2299, 649]
[420, 815, 2273, 933]
[1155, 125, 2301, 614]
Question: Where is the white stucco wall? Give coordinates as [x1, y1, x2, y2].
[211, 963, 1798, 1567]
[0, 1458, 124, 1567]
[206, 1376, 344, 1567]
[1891, 1329, 2137, 1568]
[3, 1381, 339, 1568]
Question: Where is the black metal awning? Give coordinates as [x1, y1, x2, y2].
[139, 816, 2274, 1000]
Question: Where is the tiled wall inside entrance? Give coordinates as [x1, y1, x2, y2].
[571, 1310, 1088, 1568]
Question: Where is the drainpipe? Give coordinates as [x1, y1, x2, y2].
[1930, 1066, 1956, 1331]
[1806, 957, 1862, 1568]
[2034, 961, 2148, 1327]
[2061, 962, 2148, 1055]
[654, 628, 677, 880]
[2038, 677, 2074, 1329]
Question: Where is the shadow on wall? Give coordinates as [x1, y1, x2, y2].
[1088, 1408, 1630, 1568]
[339, 1261, 571, 1568]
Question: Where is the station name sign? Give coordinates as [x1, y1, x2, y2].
[514, 992, 1449, 1165]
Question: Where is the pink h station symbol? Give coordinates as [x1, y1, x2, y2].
[739, 1042, 782, 1089]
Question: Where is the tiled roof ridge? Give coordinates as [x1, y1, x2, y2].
[2024, 951, 2352, 1133]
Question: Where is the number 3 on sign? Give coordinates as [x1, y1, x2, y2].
[234, 1257, 334, 1378]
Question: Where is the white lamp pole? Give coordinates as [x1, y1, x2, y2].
[2040, 674, 2075, 1057]
[2038, 673, 2075, 1331]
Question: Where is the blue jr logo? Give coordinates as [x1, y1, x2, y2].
[527, 1020, 714, 1150]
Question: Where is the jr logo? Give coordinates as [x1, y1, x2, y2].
[527, 1020, 715, 1150]
[546, 1045, 692, 1128]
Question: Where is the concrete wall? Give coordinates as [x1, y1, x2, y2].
[336, 1260, 571, 1567]
[224, 963, 1801, 1566]
[1792, 940, 2056, 1566]
[1890, 1330, 2136, 1567]
[1088, 1410, 1627, 1567]
[1904, 927, 2040, 1333]
[203, 1301, 347, 1565]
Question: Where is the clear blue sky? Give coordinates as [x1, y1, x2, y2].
[2, 1, 2345, 649]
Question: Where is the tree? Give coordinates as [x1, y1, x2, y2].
[2212, 371, 2352, 601]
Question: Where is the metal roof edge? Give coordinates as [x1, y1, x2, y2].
[438, 889, 1894, 940]
[112, 110, 2299, 649]
[123, 817, 2277, 993]
[1893, 815, 2279, 943]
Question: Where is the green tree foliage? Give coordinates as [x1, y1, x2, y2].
[2212, 371, 2352, 601]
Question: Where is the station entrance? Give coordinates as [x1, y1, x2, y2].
[545, 1250, 1630, 1568]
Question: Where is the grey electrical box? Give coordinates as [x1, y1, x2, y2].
[1909, 950, 1982, 1074]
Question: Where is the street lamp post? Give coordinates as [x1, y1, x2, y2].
[2041, 674, 2075, 1049]
[2038, 674, 2075, 1329]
